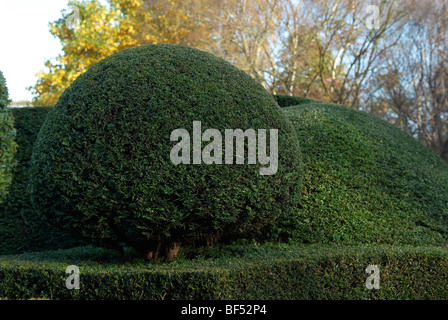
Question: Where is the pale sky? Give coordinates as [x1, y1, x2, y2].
[0, 0, 76, 102]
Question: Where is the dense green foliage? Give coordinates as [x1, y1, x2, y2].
[0, 71, 9, 107]
[0, 107, 83, 255]
[0, 112, 16, 203]
[3, 94, 448, 300]
[29, 44, 302, 258]
[273, 94, 320, 108]
[283, 102, 448, 245]
[0, 71, 17, 203]
[1, 244, 447, 299]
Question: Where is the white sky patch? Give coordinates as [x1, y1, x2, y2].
[0, 0, 108, 102]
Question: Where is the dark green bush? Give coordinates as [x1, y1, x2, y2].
[283, 102, 448, 245]
[0, 107, 83, 255]
[1, 244, 447, 299]
[29, 44, 302, 259]
[0, 71, 17, 203]
[0, 71, 10, 108]
[273, 94, 320, 108]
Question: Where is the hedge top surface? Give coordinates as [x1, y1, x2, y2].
[2, 244, 448, 300]
[284, 102, 448, 245]
[30, 44, 302, 253]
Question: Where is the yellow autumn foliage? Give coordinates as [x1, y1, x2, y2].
[30, 0, 211, 106]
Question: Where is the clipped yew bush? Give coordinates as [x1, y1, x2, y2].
[0, 107, 83, 255]
[273, 94, 320, 108]
[0, 71, 17, 203]
[283, 102, 448, 245]
[30, 44, 302, 260]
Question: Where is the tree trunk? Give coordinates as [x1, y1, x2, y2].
[145, 240, 180, 261]
[145, 239, 162, 262]
[165, 242, 180, 260]
[441, 138, 448, 164]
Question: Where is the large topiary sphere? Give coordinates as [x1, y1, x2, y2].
[283, 102, 448, 246]
[30, 44, 301, 259]
[0, 71, 17, 204]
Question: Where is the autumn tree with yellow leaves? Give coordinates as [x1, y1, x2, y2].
[29, 0, 211, 106]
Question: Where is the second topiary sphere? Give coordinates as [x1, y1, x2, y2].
[30, 44, 302, 260]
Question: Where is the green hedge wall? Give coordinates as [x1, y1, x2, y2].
[0, 107, 83, 255]
[282, 103, 448, 245]
[0, 110, 17, 204]
[0, 71, 17, 204]
[0, 244, 447, 299]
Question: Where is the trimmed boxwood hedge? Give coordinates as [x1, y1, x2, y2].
[0, 244, 447, 299]
[5, 95, 448, 255]
[0, 111, 16, 203]
[272, 94, 320, 108]
[29, 44, 302, 258]
[0, 93, 317, 256]
[282, 102, 448, 245]
[0, 107, 83, 255]
[2, 95, 448, 300]
[0, 71, 17, 204]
